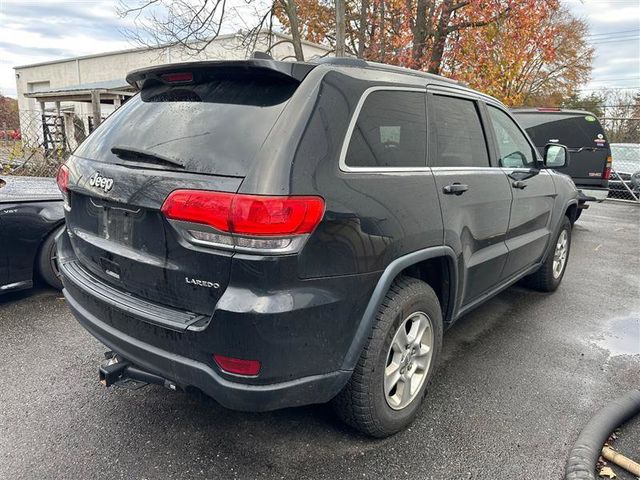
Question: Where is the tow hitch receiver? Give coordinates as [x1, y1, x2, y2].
[99, 352, 179, 391]
[99, 354, 131, 387]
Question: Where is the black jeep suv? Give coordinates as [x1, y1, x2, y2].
[56, 58, 578, 437]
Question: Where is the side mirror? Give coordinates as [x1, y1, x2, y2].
[544, 143, 569, 169]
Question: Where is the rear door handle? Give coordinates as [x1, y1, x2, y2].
[512, 181, 527, 189]
[443, 183, 469, 195]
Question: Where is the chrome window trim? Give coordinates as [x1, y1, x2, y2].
[339, 86, 428, 173]
[430, 166, 500, 171]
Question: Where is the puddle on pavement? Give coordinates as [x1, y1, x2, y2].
[592, 315, 640, 356]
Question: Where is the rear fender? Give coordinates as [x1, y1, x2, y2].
[340, 246, 458, 371]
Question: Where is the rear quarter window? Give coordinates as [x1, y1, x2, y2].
[73, 78, 297, 177]
[343, 89, 427, 169]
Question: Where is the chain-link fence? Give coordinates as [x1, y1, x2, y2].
[1, 110, 100, 177]
[601, 117, 640, 203]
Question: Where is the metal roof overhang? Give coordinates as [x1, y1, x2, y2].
[24, 80, 136, 104]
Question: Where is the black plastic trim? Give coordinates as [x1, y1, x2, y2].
[59, 259, 207, 332]
[340, 245, 458, 371]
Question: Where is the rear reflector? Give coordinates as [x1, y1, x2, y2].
[161, 190, 325, 237]
[56, 164, 69, 193]
[213, 354, 261, 376]
[161, 72, 193, 83]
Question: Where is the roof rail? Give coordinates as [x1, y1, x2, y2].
[311, 57, 461, 86]
[365, 61, 460, 85]
[311, 57, 369, 68]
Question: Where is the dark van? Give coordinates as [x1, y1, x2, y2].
[512, 108, 612, 200]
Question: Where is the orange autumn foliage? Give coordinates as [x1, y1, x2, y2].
[278, 0, 592, 105]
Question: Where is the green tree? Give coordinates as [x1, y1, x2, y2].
[561, 92, 605, 118]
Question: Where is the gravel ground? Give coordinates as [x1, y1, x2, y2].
[0, 201, 638, 480]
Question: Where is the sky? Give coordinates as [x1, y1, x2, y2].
[0, 0, 638, 99]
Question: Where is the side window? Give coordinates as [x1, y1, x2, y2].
[430, 95, 490, 168]
[487, 106, 536, 168]
[345, 90, 426, 168]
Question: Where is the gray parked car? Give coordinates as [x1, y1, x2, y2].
[609, 143, 640, 200]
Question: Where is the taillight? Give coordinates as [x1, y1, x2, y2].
[161, 190, 325, 253]
[213, 354, 261, 376]
[56, 164, 69, 194]
[161, 72, 193, 83]
[603, 155, 613, 180]
[230, 195, 325, 236]
[161, 190, 232, 232]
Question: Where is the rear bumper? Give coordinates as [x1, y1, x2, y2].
[63, 287, 351, 411]
[56, 229, 379, 411]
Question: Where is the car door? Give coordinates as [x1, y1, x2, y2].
[484, 104, 556, 278]
[427, 89, 513, 308]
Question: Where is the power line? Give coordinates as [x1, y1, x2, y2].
[590, 76, 640, 82]
[579, 86, 640, 91]
[588, 36, 640, 45]
[588, 35, 640, 42]
[586, 28, 640, 38]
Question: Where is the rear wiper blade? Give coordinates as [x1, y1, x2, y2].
[111, 146, 185, 169]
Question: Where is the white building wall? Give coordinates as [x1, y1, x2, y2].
[14, 33, 330, 117]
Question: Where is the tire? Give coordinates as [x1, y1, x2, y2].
[37, 225, 64, 290]
[525, 216, 571, 292]
[332, 276, 443, 437]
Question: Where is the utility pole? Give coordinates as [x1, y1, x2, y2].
[335, 0, 346, 57]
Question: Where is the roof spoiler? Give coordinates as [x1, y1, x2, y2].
[126, 59, 317, 90]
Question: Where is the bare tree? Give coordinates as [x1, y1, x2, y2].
[117, 0, 229, 53]
[117, 0, 306, 61]
[335, 0, 346, 57]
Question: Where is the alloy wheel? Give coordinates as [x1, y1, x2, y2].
[384, 311, 434, 410]
[553, 229, 568, 279]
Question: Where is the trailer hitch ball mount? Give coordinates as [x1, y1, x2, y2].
[99, 351, 179, 391]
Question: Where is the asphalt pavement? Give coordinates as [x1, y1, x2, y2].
[1, 201, 638, 480]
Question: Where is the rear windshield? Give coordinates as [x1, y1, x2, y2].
[513, 112, 607, 149]
[74, 78, 298, 177]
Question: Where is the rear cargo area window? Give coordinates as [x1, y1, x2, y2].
[345, 90, 427, 168]
[73, 78, 298, 177]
